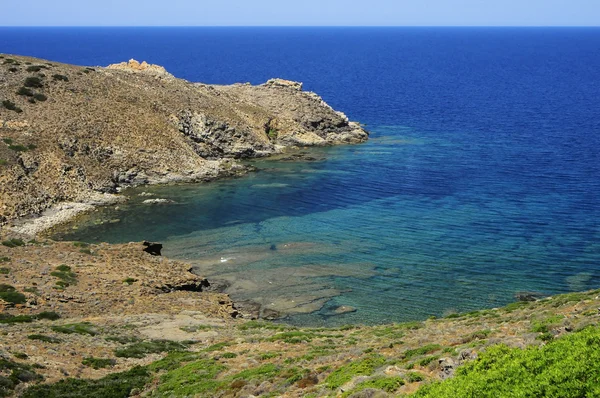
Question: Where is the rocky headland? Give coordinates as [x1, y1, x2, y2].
[0, 55, 367, 236]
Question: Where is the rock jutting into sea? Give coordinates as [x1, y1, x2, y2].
[0, 55, 368, 237]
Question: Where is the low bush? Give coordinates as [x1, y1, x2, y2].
[82, 357, 116, 370]
[33, 93, 47, 102]
[8, 145, 28, 152]
[51, 322, 98, 336]
[27, 334, 62, 344]
[24, 77, 43, 88]
[16, 87, 33, 96]
[22, 365, 150, 398]
[413, 326, 600, 397]
[1, 100, 22, 113]
[52, 74, 68, 82]
[26, 65, 46, 72]
[325, 356, 386, 389]
[0, 284, 26, 305]
[50, 265, 77, 288]
[0, 358, 43, 397]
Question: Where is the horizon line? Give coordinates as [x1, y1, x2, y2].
[1, 25, 599, 28]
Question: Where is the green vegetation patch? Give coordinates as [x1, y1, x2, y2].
[0, 257, 9, 263]
[268, 331, 317, 344]
[50, 265, 77, 289]
[33, 93, 47, 102]
[0, 268, 9, 275]
[0, 358, 43, 397]
[530, 314, 564, 333]
[403, 344, 442, 360]
[413, 325, 600, 398]
[105, 335, 140, 344]
[51, 322, 98, 336]
[342, 376, 405, 397]
[325, 356, 387, 389]
[22, 365, 150, 398]
[155, 358, 227, 396]
[52, 74, 69, 82]
[122, 277, 138, 285]
[17, 87, 34, 97]
[0, 284, 26, 305]
[82, 357, 116, 370]
[27, 334, 62, 344]
[114, 339, 189, 358]
[23, 77, 43, 88]
[25, 65, 47, 72]
[1, 239, 25, 248]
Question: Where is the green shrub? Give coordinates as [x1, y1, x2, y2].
[23, 77, 43, 88]
[8, 67, 18, 72]
[0, 314, 35, 324]
[406, 371, 425, 382]
[0, 358, 43, 397]
[403, 344, 442, 359]
[82, 357, 116, 369]
[3, 58, 17, 64]
[325, 356, 386, 389]
[51, 322, 97, 336]
[105, 335, 140, 344]
[8, 145, 28, 152]
[220, 352, 237, 359]
[26, 65, 45, 72]
[2, 138, 12, 145]
[51, 265, 77, 288]
[13, 352, 28, 360]
[0, 160, 6, 166]
[33, 93, 47, 102]
[27, 334, 62, 343]
[0, 284, 27, 305]
[0, 268, 10, 274]
[52, 74, 69, 82]
[123, 277, 138, 285]
[22, 365, 150, 398]
[17, 87, 34, 96]
[342, 376, 405, 397]
[412, 326, 600, 398]
[1, 100, 22, 113]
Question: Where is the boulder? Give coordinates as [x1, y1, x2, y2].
[142, 241, 162, 256]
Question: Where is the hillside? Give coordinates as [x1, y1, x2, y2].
[0, 55, 367, 233]
[0, 239, 598, 397]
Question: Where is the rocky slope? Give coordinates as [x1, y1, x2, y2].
[0, 239, 598, 397]
[0, 55, 367, 232]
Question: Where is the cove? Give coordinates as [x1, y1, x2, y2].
[52, 124, 600, 326]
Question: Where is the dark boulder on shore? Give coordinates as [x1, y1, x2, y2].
[142, 241, 162, 256]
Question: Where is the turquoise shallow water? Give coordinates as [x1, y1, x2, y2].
[12, 27, 597, 326]
[53, 125, 600, 326]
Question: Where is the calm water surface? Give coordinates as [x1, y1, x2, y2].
[3, 27, 599, 326]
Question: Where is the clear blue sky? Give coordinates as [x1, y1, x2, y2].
[1, 0, 599, 26]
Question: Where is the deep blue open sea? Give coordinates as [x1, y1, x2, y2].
[2, 27, 599, 326]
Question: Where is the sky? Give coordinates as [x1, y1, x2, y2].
[1, 0, 598, 27]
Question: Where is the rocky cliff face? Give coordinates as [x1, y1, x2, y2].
[0, 55, 367, 228]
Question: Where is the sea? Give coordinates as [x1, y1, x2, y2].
[1, 27, 599, 326]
